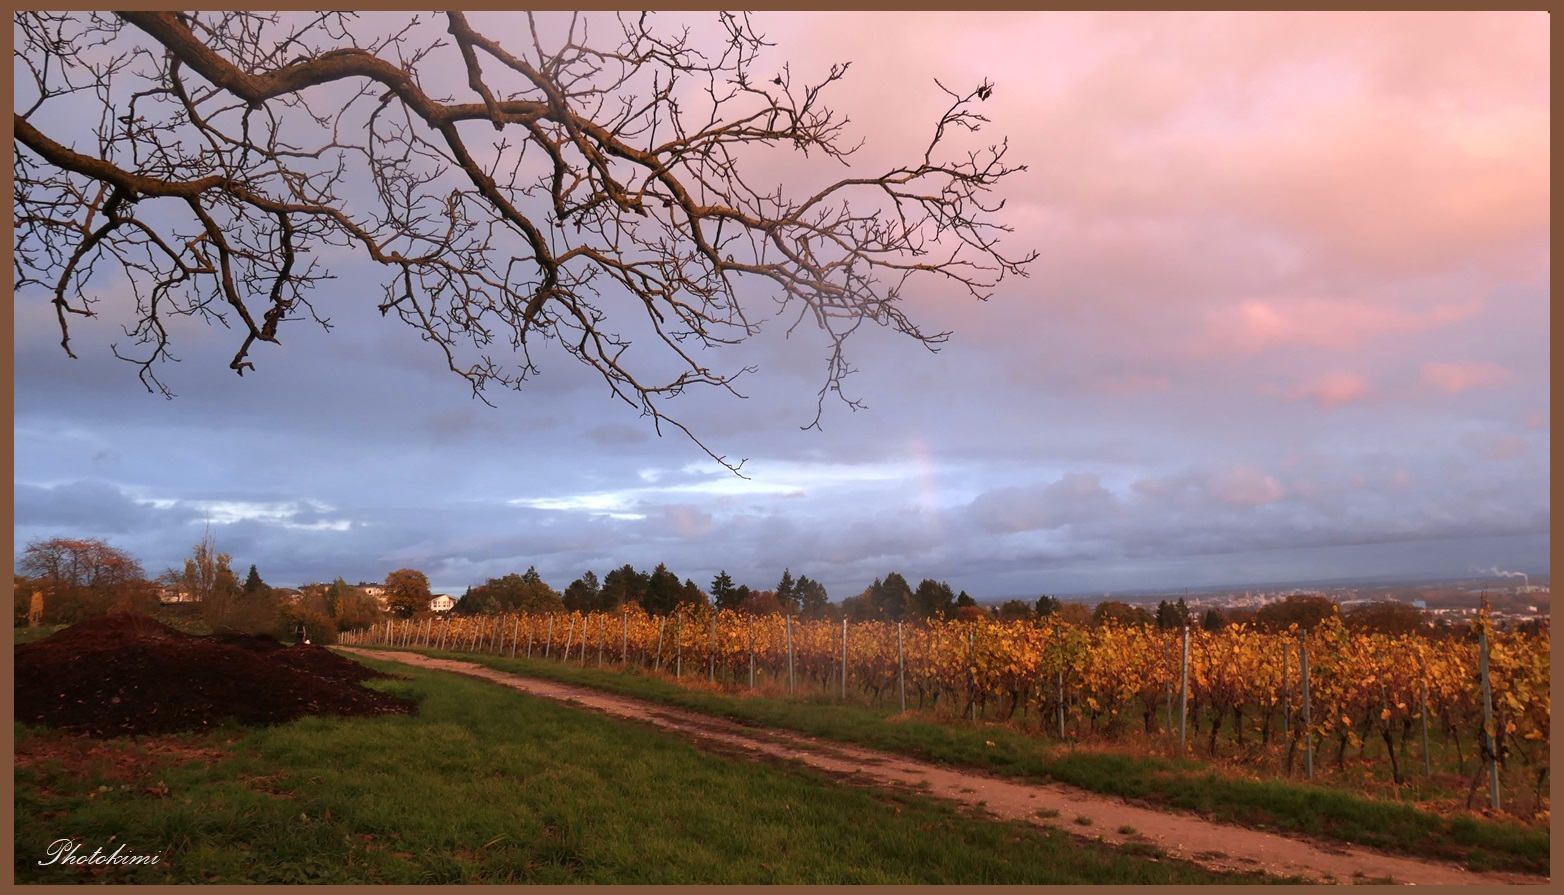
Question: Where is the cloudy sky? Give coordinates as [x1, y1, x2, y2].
[13, 11, 1549, 602]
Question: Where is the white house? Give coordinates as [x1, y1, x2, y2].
[429, 593, 457, 613]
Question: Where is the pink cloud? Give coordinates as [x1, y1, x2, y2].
[1210, 465, 1285, 507]
[1420, 362, 1512, 394]
[1283, 371, 1369, 408]
[1217, 296, 1482, 355]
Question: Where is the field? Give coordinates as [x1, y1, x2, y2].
[16, 651, 1265, 885]
[14, 618, 1549, 884]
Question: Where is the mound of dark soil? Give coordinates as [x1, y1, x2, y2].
[15, 613, 416, 738]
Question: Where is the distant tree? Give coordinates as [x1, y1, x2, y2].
[17, 536, 155, 624]
[465, 567, 564, 615]
[1035, 594, 1061, 618]
[841, 588, 876, 622]
[562, 570, 601, 613]
[1054, 601, 1092, 627]
[911, 578, 956, 620]
[280, 603, 336, 644]
[868, 573, 914, 620]
[641, 563, 684, 615]
[774, 569, 799, 614]
[740, 589, 783, 616]
[954, 590, 978, 610]
[1155, 599, 1183, 630]
[165, 524, 244, 628]
[1092, 600, 1154, 627]
[711, 570, 741, 612]
[795, 575, 830, 618]
[243, 564, 265, 594]
[384, 568, 432, 619]
[679, 578, 709, 609]
[1201, 607, 1225, 631]
[1224, 606, 1257, 628]
[1175, 597, 1190, 625]
[1342, 600, 1429, 636]
[954, 604, 988, 623]
[601, 564, 650, 609]
[333, 586, 383, 631]
[1254, 594, 1338, 632]
[996, 599, 1033, 622]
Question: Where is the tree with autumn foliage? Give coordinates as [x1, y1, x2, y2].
[17, 536, 156, 624]
[383, 568, 432, 618]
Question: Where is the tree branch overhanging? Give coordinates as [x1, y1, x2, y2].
[14, 10, 1036, 472]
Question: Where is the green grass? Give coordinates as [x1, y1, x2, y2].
[382, 646, 1549, 876]
[14, 657, 1270, 885]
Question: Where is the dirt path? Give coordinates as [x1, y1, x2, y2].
[338, 647, 1545, 886]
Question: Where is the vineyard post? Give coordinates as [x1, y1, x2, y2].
[598, 614, 605, 667]
[709, 613, 717, 683]
[544, 614, 554, 659]
[841, 618, 849, 702]
[654, 616, 665, 672]
[1419, 650, 1432, 777]
[676, 613, 683, 679]
[1163, 638, 1173, 737]
[622, 611, 629, 667]
[385, 619, 392, 645]
[526, 616, 535, 658]
[563, 615, 576, 663]
[748, 618, 756, 690]
[968, 628, 978, 723]
[438, 618, 447, 651]
[580, 618, 589, 667]
[1301, 630, 1313, 781]
[425, 616, 434, 647]
[786, 616, 795, 694]
[897, 622, 906, 714]
[467, 619, 478, 651]
[1056, 669, 1065, 739]
[1179, 626, 1190, 753]
[1478, 625, 1500, 811]
[511, 616, 521, 658]
[1281, 639, 1290, 747]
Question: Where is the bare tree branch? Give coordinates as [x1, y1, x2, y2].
[13, 11, 1035, 472]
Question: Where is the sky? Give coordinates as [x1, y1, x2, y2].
[12, 11, 1550, 603]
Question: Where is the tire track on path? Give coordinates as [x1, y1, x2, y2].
[338, 647, 1546, 886]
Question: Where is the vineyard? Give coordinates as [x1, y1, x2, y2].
[343, 607, 1549, 812]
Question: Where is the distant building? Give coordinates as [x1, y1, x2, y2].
[158, 587, 196, 604]
[429, 593, 456, 613]
[360, 583, 388, 610]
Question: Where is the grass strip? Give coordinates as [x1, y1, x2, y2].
[14, 656, 1276, 885]
[387, 646, 1548, 876]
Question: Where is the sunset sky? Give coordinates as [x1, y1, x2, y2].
[12, 11, 1549, 603]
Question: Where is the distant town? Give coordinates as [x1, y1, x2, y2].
[1031, 575, 1551, 629]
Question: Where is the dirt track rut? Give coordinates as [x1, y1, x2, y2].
[338, 647, 1546, 886]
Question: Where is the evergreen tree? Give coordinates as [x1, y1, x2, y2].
[1202, 607, 1225, 631]
[563, 570, 601, 612]
[640, 563, 684, 615]
[774, 569, 798, 614]
[243, 564, 265, 593]
[911, 578, 956, 619]
[796, 575, 829, 618]
[1035, 594, 1061, 618]
[710, 570, 739, 611]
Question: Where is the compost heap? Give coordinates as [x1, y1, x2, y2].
[14, 613, 416, 737]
